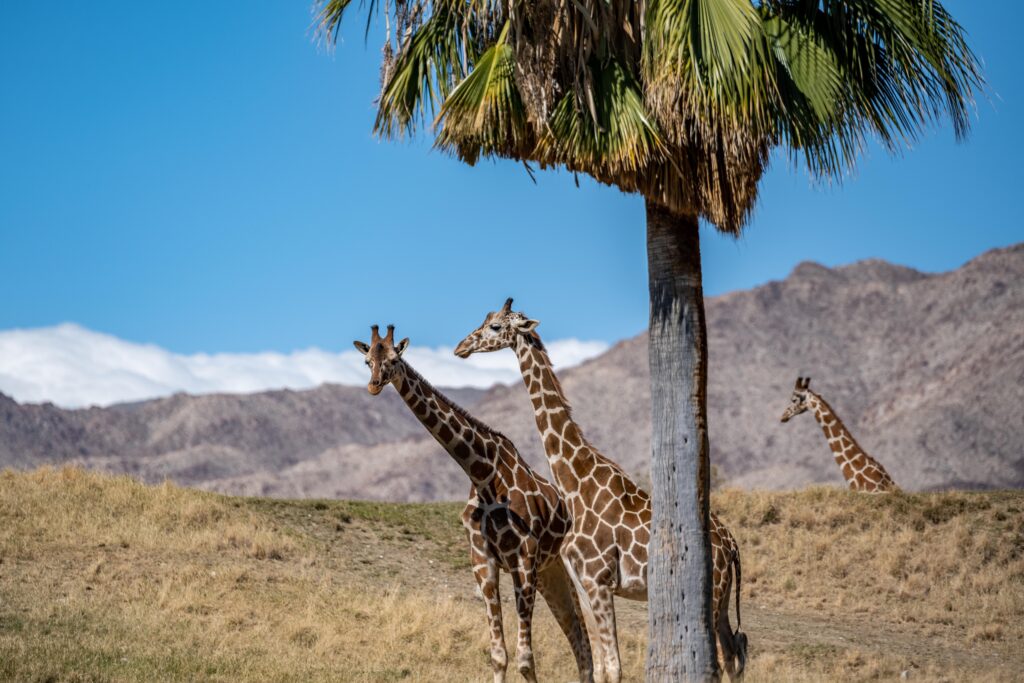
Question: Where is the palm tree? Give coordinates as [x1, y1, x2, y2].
[315, 1, 982, 679]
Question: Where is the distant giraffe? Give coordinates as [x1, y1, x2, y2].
[455, 299, 746, 683]
[354, 325, 593, 683]
[781, 377, 899, 493]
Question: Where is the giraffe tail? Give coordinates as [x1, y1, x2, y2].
[732, 545, 741, 631]
[732, 545, 748, 678]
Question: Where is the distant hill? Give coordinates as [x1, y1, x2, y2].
[2, 244, 1021, 500]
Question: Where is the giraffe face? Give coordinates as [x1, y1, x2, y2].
[353, 325, 410, 395]
[454, 298, 539, 358]
[781, 376, 812, 423]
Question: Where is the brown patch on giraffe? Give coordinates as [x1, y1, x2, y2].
[452, 442, 470, 460]
[512, 467, 533, 492]
[842, 463, 854, 479]
[592, 488, 614, 514]
[593, 524, 615, 550]
[498, 530, 519, 554]
[607, 474, 626, 497]
[540, 373, 558, 393]
[575, 535, 599, 559]
[556, 465, 579, 493]
[579, 478, 598, 502]
[548, 410, 568, 434]
[581, 513, 599, 537]
[469, 460, 491, 481]
[438, 424, 453, 443]
[572, 455, 591, 480]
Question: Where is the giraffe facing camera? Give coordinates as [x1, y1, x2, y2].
[354, 324, 595, 683]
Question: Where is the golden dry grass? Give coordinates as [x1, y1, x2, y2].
[1, 467, 1021, 682]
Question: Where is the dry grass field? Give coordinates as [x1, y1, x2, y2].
[1, 467, 1021, 682]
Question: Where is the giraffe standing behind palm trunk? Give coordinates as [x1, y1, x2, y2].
[354, 325, 593, 683]
[455, 300, 746, 683]
[781, 377, 899, 493]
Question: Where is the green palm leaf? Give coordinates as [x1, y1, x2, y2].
[318, 0, 982, 234]
[374, 10, 464, 139]
[434, 23, 532, 164]
[537, 58, 665, 176]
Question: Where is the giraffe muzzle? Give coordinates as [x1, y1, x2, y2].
[453, 341, 473, 358]
[367, 382, 385, 395]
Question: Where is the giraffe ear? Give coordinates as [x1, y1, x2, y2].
[353, 341, 370, 354]
[517, 318, 540, 333]
[803, 377, 811, 389]
[395, 337, 410, 356]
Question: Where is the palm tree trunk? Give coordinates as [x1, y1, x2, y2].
[644, 200, 718, 682]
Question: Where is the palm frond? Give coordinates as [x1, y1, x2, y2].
[434, 23, 533, 164]
[537, 58, 665, 177]
[644, 0, 773, 136]
[316, 0, 983, 235]
[374, 9, 464, 138]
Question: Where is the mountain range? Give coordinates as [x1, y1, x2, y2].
[2, 243, 1021, 501]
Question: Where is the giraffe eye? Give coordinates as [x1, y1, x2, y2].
[365, 359, 371, 367]
[489, 324, 501, 332]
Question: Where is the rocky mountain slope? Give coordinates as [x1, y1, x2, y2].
[2, 244, 1021, 500]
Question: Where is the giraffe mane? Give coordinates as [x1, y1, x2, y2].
[400, 361, 510, 442]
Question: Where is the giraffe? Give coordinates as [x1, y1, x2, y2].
[354, 325, 593, 683]
[781, 377, 900, 493]
[454, 300, 746, 683]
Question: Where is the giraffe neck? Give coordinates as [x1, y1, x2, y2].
[808, 393, 873, 485]
[391, 362, 500, 489]
[511, 334, 592, 491]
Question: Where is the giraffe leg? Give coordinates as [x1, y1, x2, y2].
[562, 556, 606, 682]
[715, 562, 739, 681]
[579, 578, 621, 683]
[561, 557, 606, 679]
[537, 562, 595, 683]
[510, 561, 539, 682]
[472, 544, 507, 683]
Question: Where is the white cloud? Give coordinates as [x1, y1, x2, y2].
[0, 324, 609, 409]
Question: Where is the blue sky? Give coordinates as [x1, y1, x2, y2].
[1, 1, 1020, 355]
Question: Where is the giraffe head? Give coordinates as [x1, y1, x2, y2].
[780, 377, 813, 423]
[453, 297, 539, 358]
[353, 324, 410, 395]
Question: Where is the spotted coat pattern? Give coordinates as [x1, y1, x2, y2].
[356, 325, 594, 683]
[781, 377, 899, 493]
[455, 302, 746, 683]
